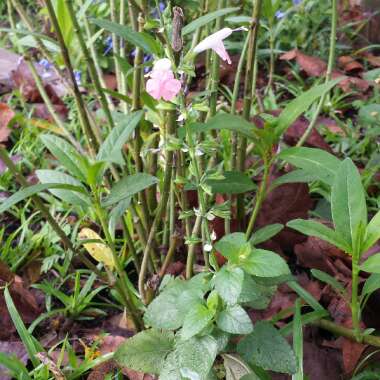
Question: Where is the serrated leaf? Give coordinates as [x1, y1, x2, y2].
[97, 110, 143, 164]
[144, 280, 203, 330]
[241, 249, 290, 277]
[160, 335, 218, 380]
[205, 171, 256, 195]
[237, 321, 297, 374]
[181, 304, 214, 340]
[278, 147, 340, 186]
[114, 329, 174, 374]
[287, 219, 350, 252]
[214, 233, 247, 263]
[36, 169, 90, 208]
[216, 305, 253, 334]
[213, 266, 244, 305]
[331, 158, 367, 251]
[182, 7, 239, 35]
[91, 18, 161, 55]
[102, 173, 158, 207]
[250, 224, 283, 246]
[78, 228, 115, 268]
[40, 134, 85, 182]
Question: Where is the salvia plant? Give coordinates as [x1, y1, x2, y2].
[2, 0, 380, 378]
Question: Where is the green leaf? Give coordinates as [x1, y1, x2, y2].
[214, 233, 247, 263]
[91, 18, 160, 55]
[181, 304, 214, 340]
[222, 354, 258, 380]
[250, 224, 283, 245]
[272, 169, 318, 187]
[0, 352, 31, 380]
[292, 299, 304, 380]
[311, 269, 346, 296]
[216, 305, 253, 334]
[362, 273, 380, 297]
[238, 273, 276, 309]
[144, 280, 203, 330]
[102, 173, 158, 207]
[361, 253, 380, 274]
[4, 287, 41, 368]
[331, 158, 367, 251]
[188, 114, 259, 140]
[287, 219, 350, 252]
[275, 78, 342, 136]
[213, 266, 244, 305]
[278, 147, 341, 186]
[205, 171, 256, 195]
[97, 110, 143, 164]
[363, 210, 380, 252]
[237, 321, 297, 374]
[0, 183, 87, 214]
[40, 134, 86, 182]
[241, 249, 290, 277]
[358, 104, 380, 126]
[287, 281, 326, 313]
[160, 336, 218, 380]
[114, 329, 175, 374]
[36, 170, 90, 208]
[182, 7, 239, 35]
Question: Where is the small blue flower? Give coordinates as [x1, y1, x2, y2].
[152, 1, 165, 19]
[74, 70, 82, 86]
[38, 58, 52, 70]
[275, 10, 286, 19]
[104, 35, 113, 55]
[293, 0, 302, 5]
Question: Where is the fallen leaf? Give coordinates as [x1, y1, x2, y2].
[338, 56, 363, 72]
[0, 103, 15, 142]
[341, 337, 367, 374]
[280, 49, 327, 77]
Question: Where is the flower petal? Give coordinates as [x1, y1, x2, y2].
[193, 27, 233, 54]
[212, 41, 231, 64]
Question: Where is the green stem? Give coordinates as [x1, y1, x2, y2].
[296, 0, 337, 147]
[66, 0, 115, 132]
[236, 0, 263, 228]
[186, 215, 202, 279]
[246, 160, 270, 239]
[110, 0, 122, 92]
[351, 257, 362, 341]
[138, 110, 176, 303]
[44, 0, 102, 155]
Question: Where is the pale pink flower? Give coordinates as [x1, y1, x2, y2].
[193, 27, 247, 64]
[146, 58, 181, 101]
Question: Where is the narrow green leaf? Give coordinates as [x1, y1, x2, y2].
[363, 210, 380, 252]
[181, 304, 214, 340]
[331, 158, 367, 250]
[275, 78, 342, 136]
[182, 7, 239, 35]
[114, 329, 175, 374]
[40, 134, 86, 182]
[91, 18, 160, 55]
[205, 171, 256, 194]
[237, 321, 297, 375]
[0, 183, 87, 214]
[188, 114, 259, 140]
[311, 269, 346, 296]
[278, 147, 341, 186]
[102, 173, 158, 207]
[216, 305, 253, 334]
[287, 281, 326, 312]
[0, 352, 31, 380]
[292, 299, 303, 380]
[287, 219, 350, 252]
[361, 253, 380, 274]
[250, 223, 283, 245]
[97, 110, 143, 164]
[362, 273, 380, 297]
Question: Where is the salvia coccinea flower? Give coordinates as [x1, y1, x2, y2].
[193, 27, 247, 65]
[146, 58, 181, 101]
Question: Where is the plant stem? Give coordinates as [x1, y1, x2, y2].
[296, 0, 337, 147]
[246, 159, 270, 239]
[44, 0, 102, 155]
[351, 256, 362, 341]
[110, 0, 122, 92]
[186, 215, 202, 279]
[66, 0, 115, 132]
[138, 110, 176, 303]
[236, 0, 263, 228]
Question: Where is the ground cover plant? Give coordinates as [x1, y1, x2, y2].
[1, 0, 380, 378]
